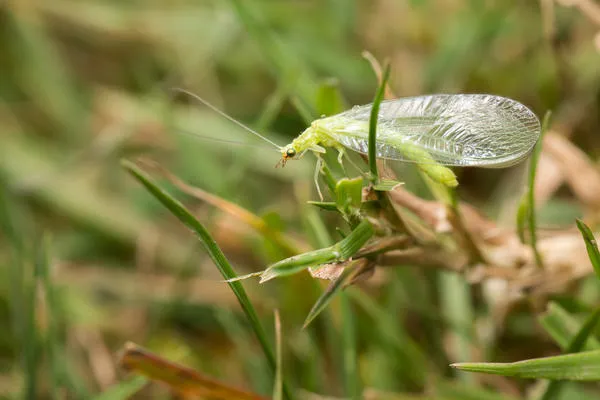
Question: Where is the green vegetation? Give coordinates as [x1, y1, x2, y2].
[1, 1, 600, 399]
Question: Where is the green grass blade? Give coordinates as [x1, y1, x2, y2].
[340, 292, 361, 400]
[303, 265, 354, 328]
[307, 201, 338, 211]
[0, 176, 37, 399]
[524, 111, 551, 267]
[337, 220, 374, 258]
[273, 311, 283, 400]
[34, 236, 88, 399]
[516, 196, 528, 244]
[452, 349, 600, 381]
[122, 160, 294, 400]
[260, 220, 373, 282]
[92, 376, 148, 400]
[540, 307, 600, 400]
[34, 236, 60, 399]
[368, 62, 391, 183]
[23, 256, 38, 400]
[259, 247, 341, 282]
[0, 182, 37, 399]
[566, 308, 600, 353]
[539, 302, 600, 352]
[576, 219, 600, 281]
[439, 270, 474, 383]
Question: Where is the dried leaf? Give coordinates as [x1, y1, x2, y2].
[309, 262, 347, 281]
[544, 133, 600, 209]
[119, 342, 268, 400]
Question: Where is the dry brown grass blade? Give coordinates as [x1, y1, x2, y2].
[540, 0, 556, 40]
[387, 187, 450, 233]
[543, 132, 600, 210]
[354, 236, 413, 258]
[533, 151, 566, 206]
[72, 327, 116, 390]
[387, 185, 509, 247]
[378, 247, 466, 272]
[379, 182, 600, 302]
[119, 342, 269, 400]
[309, 262, 347, 281]
[362, 51, 396, 99]
[57, 262, 248, 310]
[136, 158, 307, 255]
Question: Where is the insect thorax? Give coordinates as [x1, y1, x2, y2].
[309, 118, 342, 147]
[285, 118, 337, 154]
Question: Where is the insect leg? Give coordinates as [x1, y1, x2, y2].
[337, 148, 345, 166]
[335, 147, 350, 177]
[344, 149, 364, 175]
[337, 147, 365, 177]
[314, 155, 324, 201]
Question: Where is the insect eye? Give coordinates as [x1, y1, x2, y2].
[286, 148, 297, 158]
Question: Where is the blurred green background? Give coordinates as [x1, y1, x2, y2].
[1, 0, 600, 399]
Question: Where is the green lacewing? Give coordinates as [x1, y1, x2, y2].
[175, 90, 541, 189]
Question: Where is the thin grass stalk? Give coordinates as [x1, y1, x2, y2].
[439, 271, 475, 384]
[368, 63, 391, 183]
[528, 111, 552, 268]
[302, 206, 342, 392]
[303, 266, 355, 329]
[340, 292, 361, 400]
[273, 311, 283, 400]
[122, 161, 294, 400]
[576, 219, 600, 281]
[35, 236, 60, 399]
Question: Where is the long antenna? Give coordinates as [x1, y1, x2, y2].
[174, 128, 276, 149]
[171, 88, 282, 150]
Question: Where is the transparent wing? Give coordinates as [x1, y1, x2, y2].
[326, 94, 541, 168]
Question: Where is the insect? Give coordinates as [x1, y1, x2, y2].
[175, 90, 541, 197]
